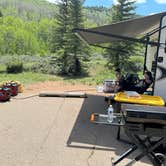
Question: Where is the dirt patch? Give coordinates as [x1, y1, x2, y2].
[23, 81, 97, 94]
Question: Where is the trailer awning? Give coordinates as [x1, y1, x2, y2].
[75, 12, 166, 44]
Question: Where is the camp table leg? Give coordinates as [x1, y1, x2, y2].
[112, 145, 137, 165]
[126, 135, 165, 166]
[117, 125, 121, 140]
[135, 135, 165, 165]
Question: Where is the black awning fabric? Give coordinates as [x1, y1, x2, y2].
[75, 12, 166, 44]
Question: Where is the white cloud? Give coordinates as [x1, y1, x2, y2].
[113, 0, 118, 5]
[113, 0, 146, 5]
[136, 0, 146, 3]
[46, 0, 84, 3]
[46, 0, 61, 4]
[154, 0, 166, 4]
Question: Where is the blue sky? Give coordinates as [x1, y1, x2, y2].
[46, 0, 166, 16]
[84, 0, 166, 15]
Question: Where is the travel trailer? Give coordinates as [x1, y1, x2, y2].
[75, 12, 166, 101]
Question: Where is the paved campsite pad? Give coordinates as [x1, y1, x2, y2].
[0, 81, 152, 166]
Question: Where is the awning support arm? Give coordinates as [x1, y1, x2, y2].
[146, 25, 166, 37]
[90, 44, 129, 54]
[74, 28, 159, 46]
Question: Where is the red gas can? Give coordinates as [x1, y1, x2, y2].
[0, 87, 11, 101]
[4, 83, 18, 96]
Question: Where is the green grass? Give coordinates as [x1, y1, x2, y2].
[63, 59, 115, 85]
[0, 56, 144, 87]
[0, 64, 60, 85]
[0, 59, 115, 86]
[0, 70, 114, 86]
[0, 72, 62, 85]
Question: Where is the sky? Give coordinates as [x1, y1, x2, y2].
[46, 0, 166, 16]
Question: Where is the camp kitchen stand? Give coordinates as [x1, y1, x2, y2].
[91, 104, 166, 166]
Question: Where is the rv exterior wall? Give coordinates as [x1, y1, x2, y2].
[154, 15, 166, 101]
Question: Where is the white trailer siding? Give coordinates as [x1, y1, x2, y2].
[154, 15, 166, 101]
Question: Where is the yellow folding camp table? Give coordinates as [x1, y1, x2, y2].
[114, 91, 165, 106]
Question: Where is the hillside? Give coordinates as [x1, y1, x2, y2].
[0, 0, 111, 26]
[83, 6, 111, 27]
[0, 0, 57, 20]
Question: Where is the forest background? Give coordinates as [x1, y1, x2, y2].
[0, 0, 144, 85]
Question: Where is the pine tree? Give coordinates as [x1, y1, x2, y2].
[50, 0, 70, 75]
[67, 0, 88, 76]
[107, 0, 136, 71]
[112, 0, 136, 22]
[50, 0, 88, 76]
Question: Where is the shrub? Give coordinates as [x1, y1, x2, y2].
[124, 56, 144, 73]
[30, 56, 59, 75]
[6, 58, 23, 73]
